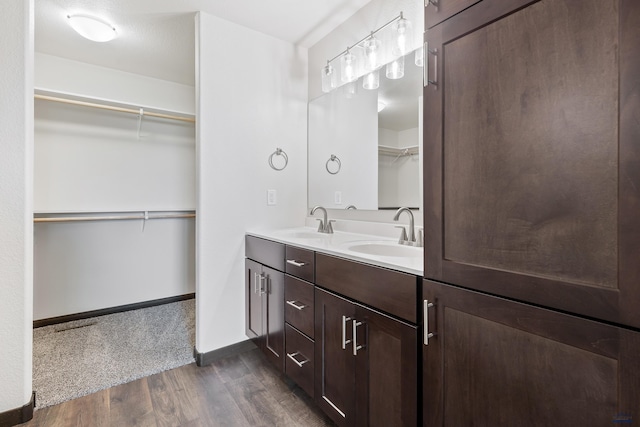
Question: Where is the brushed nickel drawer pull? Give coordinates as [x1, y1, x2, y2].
[424, 300, 435, 345]
[342, 315, 352, 349]
[287, 351, 309, 368]
[286, 259, 306, 267]
[286, 300, 306, 310]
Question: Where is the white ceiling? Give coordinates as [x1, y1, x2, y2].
[35, 0, 372, 86]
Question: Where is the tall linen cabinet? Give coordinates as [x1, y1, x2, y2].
[422, 0, 640, 425]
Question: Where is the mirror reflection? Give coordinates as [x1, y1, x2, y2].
[308, 48, 423, 212]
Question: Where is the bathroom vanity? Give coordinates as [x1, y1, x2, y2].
[245, 228, 421, 426]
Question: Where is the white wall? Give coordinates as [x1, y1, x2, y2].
[196, 12, 308, 353]
[308, 85, 378, 210]
[0, 0, 34, 414]
[33, 55, 196, 320]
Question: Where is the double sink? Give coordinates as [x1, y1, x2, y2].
[252, 226, 423, 276]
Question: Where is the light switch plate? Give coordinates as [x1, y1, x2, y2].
[267, 189, 277, 205]
[334, 191, 342, 205]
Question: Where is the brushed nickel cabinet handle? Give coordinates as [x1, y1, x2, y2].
[352, 320, 365, 356]
[286, 259, 306, 267]
[286, 351, 309, 368]
[424, 300, 435, 345]
[426, 45, 438, 88]
[286, 300, 306, 310]
[342, 315, 352, 349]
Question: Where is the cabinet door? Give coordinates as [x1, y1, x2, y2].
[245, 259, 263, 340]
[422, 279, 640, 426]
[315, 288, 356, 427]
[263, 265, 285, 371]
[423, 0, 640, 328]
[354, 306, 418, 427]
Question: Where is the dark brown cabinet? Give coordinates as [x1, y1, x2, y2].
[422, 279, 640, 426]
[245, 236, 285, 371]
[315, 288, 418, 427]
[283, 246, 317, 398]
[423, 0, 640, 329]
[424, 0, 480, 29]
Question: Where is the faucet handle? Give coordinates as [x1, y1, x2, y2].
[326, 220, 335, 234]
[316, 218, 325, 233]
[416, 228, 424, 247]
[394, 226, 408, 244]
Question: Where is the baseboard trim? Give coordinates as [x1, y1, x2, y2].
[0, 391, 36, 427]
[34, 293, 196, 328]
[194, 340, 257, 367]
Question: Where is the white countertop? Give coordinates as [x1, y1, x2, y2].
[246, 225, 423, 276]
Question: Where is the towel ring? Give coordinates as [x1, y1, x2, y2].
[269, 148, 288, 171]
[326, 154, 341, 175]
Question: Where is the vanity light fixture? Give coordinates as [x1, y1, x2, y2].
[378, 101, 386, 112]
[67, 14, 117, 42]
[363, 32, 381, 71]
[321, 12, 411, 93]
[386, 55, 405, 80]
[363, 70, 380, 90]
[392, 12, 413, 55]
[321, 61, 337, 93]
[340, 48, 358, 83]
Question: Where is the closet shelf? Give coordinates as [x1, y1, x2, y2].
[34, 210, 196, 223]
[378, 145, 419, 157]
[34, 88, 196, 124]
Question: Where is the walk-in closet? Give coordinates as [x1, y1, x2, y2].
[32, 47, 197, 407]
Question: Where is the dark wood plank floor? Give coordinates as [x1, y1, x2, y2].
[21, 348, 335, 427]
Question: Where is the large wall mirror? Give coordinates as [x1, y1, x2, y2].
[308, 48, 423, 212]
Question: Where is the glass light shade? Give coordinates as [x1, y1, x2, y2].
[363, 35, 382, 71]
[321, 63, 337, 93]
[363, 70, 379, 90]
[67, 14, 117, 42]
[343, 81, 358, 99]
[392, 17, 413, 55]
[415, 46, 424, 67]
[386, 56, 405, 79]
[340, 50, 358, 83]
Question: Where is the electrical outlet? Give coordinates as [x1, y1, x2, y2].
[334, 191, 342, 205]
[267, 189, 277, 205]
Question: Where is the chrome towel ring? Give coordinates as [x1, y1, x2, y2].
[269, 148, 288, 171]
[326, 154, 341, 174]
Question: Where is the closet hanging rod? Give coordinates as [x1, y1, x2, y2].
[34, 211, 196, 223]
[34, 94, 196, 124]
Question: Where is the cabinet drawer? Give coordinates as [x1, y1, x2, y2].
[285, 246, 315, 282]
[316, 253, 418, 323]
[285, 275, 314, 338]
[245, 235, 285, 271]
[285, 324, 314, 398]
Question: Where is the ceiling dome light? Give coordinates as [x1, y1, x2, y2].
[67, 14, 117, 42]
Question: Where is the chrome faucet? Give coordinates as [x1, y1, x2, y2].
[310, 206, 334, 234]
[393, 207, 422, 247]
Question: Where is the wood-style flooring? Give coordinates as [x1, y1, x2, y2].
[21, 348, 335, 426]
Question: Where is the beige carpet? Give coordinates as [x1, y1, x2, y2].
[33, 299, 195, 408]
